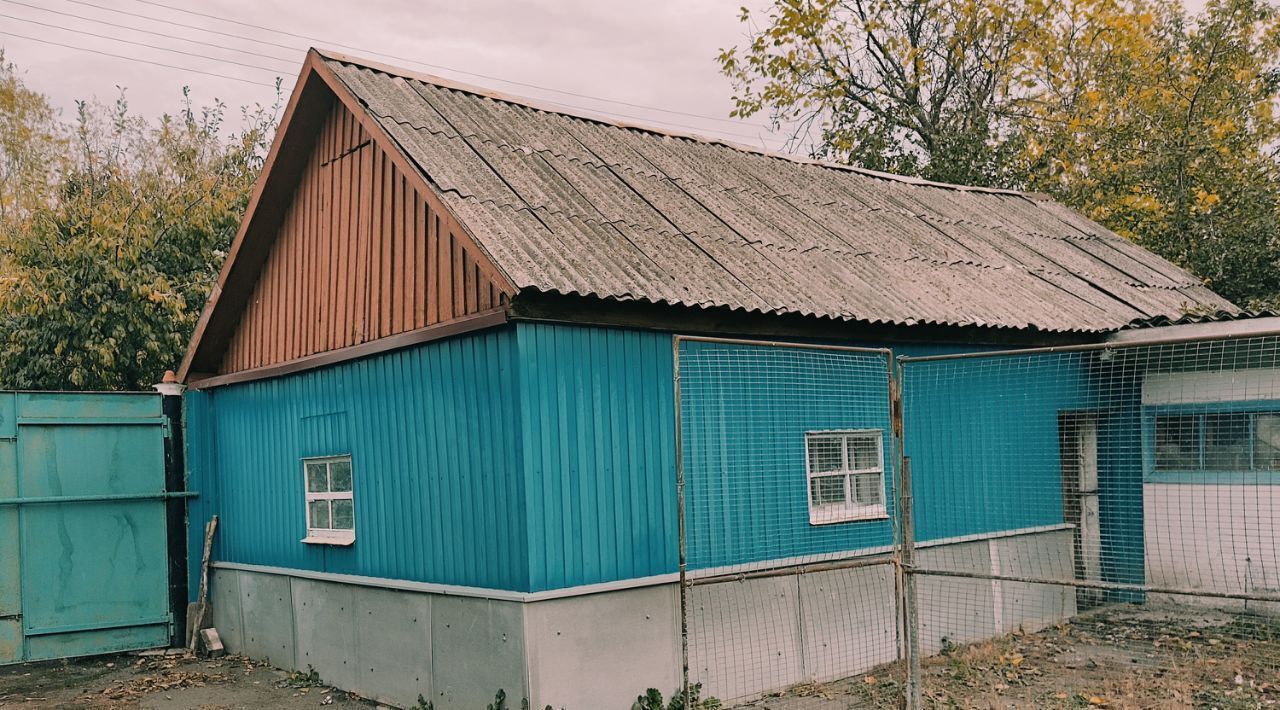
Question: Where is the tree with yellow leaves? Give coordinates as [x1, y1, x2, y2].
[719, 0, 1280, 307]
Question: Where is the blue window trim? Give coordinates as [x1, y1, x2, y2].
[1143, 400, 1280, 484]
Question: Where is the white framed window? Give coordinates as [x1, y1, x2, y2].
[302, 455, 355, 545]
[805, 430, 887, 524]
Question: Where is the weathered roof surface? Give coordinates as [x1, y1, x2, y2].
[323, 54, 1236, 333]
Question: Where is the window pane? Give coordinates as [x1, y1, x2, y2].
[1205, 413, 1250, 470]
[305, 462, 329, 493]
[810, 475, 846, 506]
[848, 435, 880, 471]
[329, 459, 353, 492]
[1154, 415, 1200, 470]
[1256, 414, 1280, 470]
[808, 436, 844, 473]
[308, 500, 331, 529]
[331, 499, 354, 530]
[853, 473, 882, 505]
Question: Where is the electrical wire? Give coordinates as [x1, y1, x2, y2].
[16, 0, 788, 147]
[118, 0, 777, 131]
[0, 29, 281, 87]
[0, 11, 289, 77]
[0, 0, 297, 66]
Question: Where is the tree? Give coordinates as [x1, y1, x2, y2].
[0, 50, 65, 230]
[719, 0, 1280, 307]
[1020, 0, 1280, 306]
[0, 84, 278, 390]
[717, 0, 1049, 185]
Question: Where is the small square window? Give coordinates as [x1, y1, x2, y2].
[805, 430, 887, 525]
[302, 455, 355, 545]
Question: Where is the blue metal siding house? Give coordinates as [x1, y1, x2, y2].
[178, 49, 1235, 709]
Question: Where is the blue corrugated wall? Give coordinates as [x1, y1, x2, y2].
[187, 322, 1145, 594]
[677, 340, 895, 570]
[901, 354, 1088, 540]
[186, 327, 528, 593]
[515, 324, 677, 591]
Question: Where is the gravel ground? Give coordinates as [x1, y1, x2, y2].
[743, 603, 1280, 709]
[0, 652, 381, 709]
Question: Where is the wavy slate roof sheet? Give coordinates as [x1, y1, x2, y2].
[324, 55, 1236, 333]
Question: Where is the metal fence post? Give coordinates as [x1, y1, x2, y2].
[891, 358, 921, 710]
[154, 370, 189, 649]
[673, 337, 691, 705]
[900, 455, 921, 710]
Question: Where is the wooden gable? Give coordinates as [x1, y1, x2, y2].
[182, 53, 515, 385]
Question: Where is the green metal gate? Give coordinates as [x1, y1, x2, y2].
[0, 392, 177, 663]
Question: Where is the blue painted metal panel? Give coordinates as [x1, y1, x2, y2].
[901, 354, 1086, 541]
[185, 327, 529, 592]
[515, 323, 678, 591]
[2, 392, 170, 664]
[678, 339, 895, 571]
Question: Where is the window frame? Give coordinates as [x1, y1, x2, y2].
[301, 454, 356, 545]
[804, 429, 888, 525]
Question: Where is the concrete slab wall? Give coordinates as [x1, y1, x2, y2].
[524, 583, 681, 709]
[1145, 483, 1280, 601]
[210, 569, 525, 709]
[211, 528, 1077, 709]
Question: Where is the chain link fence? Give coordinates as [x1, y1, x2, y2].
[677, 333, 1280, 708]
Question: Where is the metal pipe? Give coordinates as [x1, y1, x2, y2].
[674, 334, 892, 355]
[914, 568, 1280, 603]
[900, 456, 921, 710]
[687, 554, 897, 587]
[0, 491, 198, 506]
[673, 335, 691, 706]
[899, 327, 1280, 363]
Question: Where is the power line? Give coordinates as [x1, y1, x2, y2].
[127, 0, 776, 131]
[0, 11, 289, 77]
[0, 0, 296, 66]
[0, 29, 281, 87]
[23, 0, 786, 147]
[63, 0, 301, 52]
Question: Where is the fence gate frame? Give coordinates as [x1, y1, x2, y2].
[895, 331, 1280, 709]
[674, 329, 1280, 710]
[0, 391, 191, 665]
[673, 335, 901, 704]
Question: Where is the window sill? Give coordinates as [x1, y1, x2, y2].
[301, 535, 355, 546]
[809, 506, 889, 526]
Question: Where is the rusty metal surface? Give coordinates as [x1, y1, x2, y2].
[325, 59, 1235, 333]
[219, 98, 512, 374]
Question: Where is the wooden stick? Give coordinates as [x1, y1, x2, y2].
[188, 515, 218, 652]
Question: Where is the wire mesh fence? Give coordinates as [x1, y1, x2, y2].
[899, 335, 1280, 709]
[675, 337, 901, 703]
[677, 333, 1280, 709]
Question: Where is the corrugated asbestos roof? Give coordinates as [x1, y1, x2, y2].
[1122, 309, 1280, 330]
[323, 55, 1236, 333]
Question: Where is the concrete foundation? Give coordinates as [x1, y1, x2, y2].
[208, 527, 1077, 709]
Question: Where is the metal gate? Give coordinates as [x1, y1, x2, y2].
[0, 392, 182, 664]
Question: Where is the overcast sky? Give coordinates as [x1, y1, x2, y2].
[2, 0, 1210, 155]
[1, 0, 793, 151]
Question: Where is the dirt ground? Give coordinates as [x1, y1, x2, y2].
[0, 652, 381, 709]
[745, 604, 1280, 710]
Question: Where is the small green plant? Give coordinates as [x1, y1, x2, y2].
[276, 664, 323, 689]
[939, 636, 959, 656]
[633, 684, 721, 710]
[411, 694, 434, 710]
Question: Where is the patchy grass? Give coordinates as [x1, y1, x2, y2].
[745, 603, 1280, 709]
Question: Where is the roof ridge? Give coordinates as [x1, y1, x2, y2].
[314, 48, 1039, 199]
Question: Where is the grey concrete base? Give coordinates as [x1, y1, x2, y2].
[209, 528, 1077, 709]
[211, 569, 526, 709]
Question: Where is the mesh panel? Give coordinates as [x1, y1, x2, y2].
[899, 336, 1280, 709]
[676, 337, 899, 703]
[674, 333, 1280, 709]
